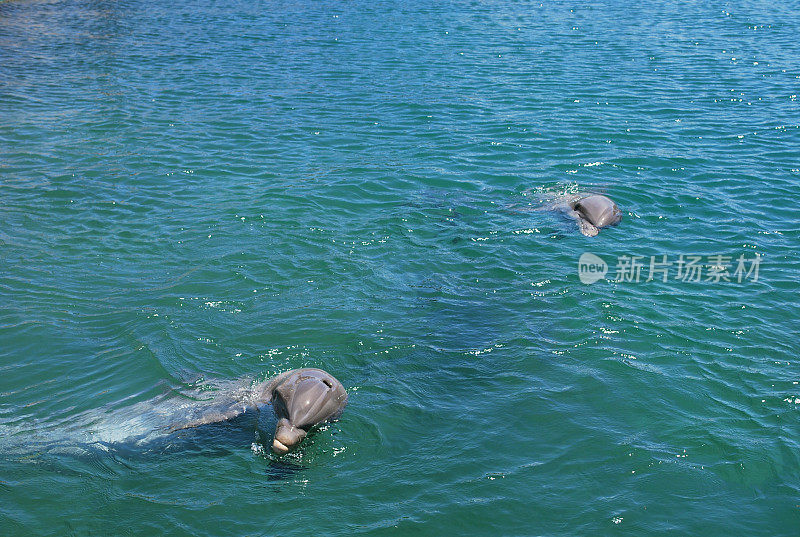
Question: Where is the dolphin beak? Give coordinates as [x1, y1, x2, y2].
[272, 438, 290, 455]
[271, 418, 307, 455]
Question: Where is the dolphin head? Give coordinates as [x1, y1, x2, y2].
[571, 195, 622, 229]
[270, 369, 347, 454]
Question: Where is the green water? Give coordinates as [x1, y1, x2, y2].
[1, 0, 799, 535]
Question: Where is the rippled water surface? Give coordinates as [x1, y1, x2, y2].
[2, 0, 799, 534]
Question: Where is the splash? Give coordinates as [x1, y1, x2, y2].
[529, 182, 585, 211]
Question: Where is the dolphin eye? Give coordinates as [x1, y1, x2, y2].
[322, 379, 332, 389]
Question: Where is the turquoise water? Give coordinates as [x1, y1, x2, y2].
[2, 0, 799, 534]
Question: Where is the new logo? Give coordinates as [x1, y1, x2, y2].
[578, 252, 608, 284]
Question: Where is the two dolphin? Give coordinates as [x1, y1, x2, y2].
[167, 194, 621, 456]
[153, 194, 622, 455]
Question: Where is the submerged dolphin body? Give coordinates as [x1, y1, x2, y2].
[568, 194, 622, 237]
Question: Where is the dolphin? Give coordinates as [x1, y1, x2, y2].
[165, 368, 347, 455]
[264, 368, 348, 454]
[568, 194, 622, 237]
